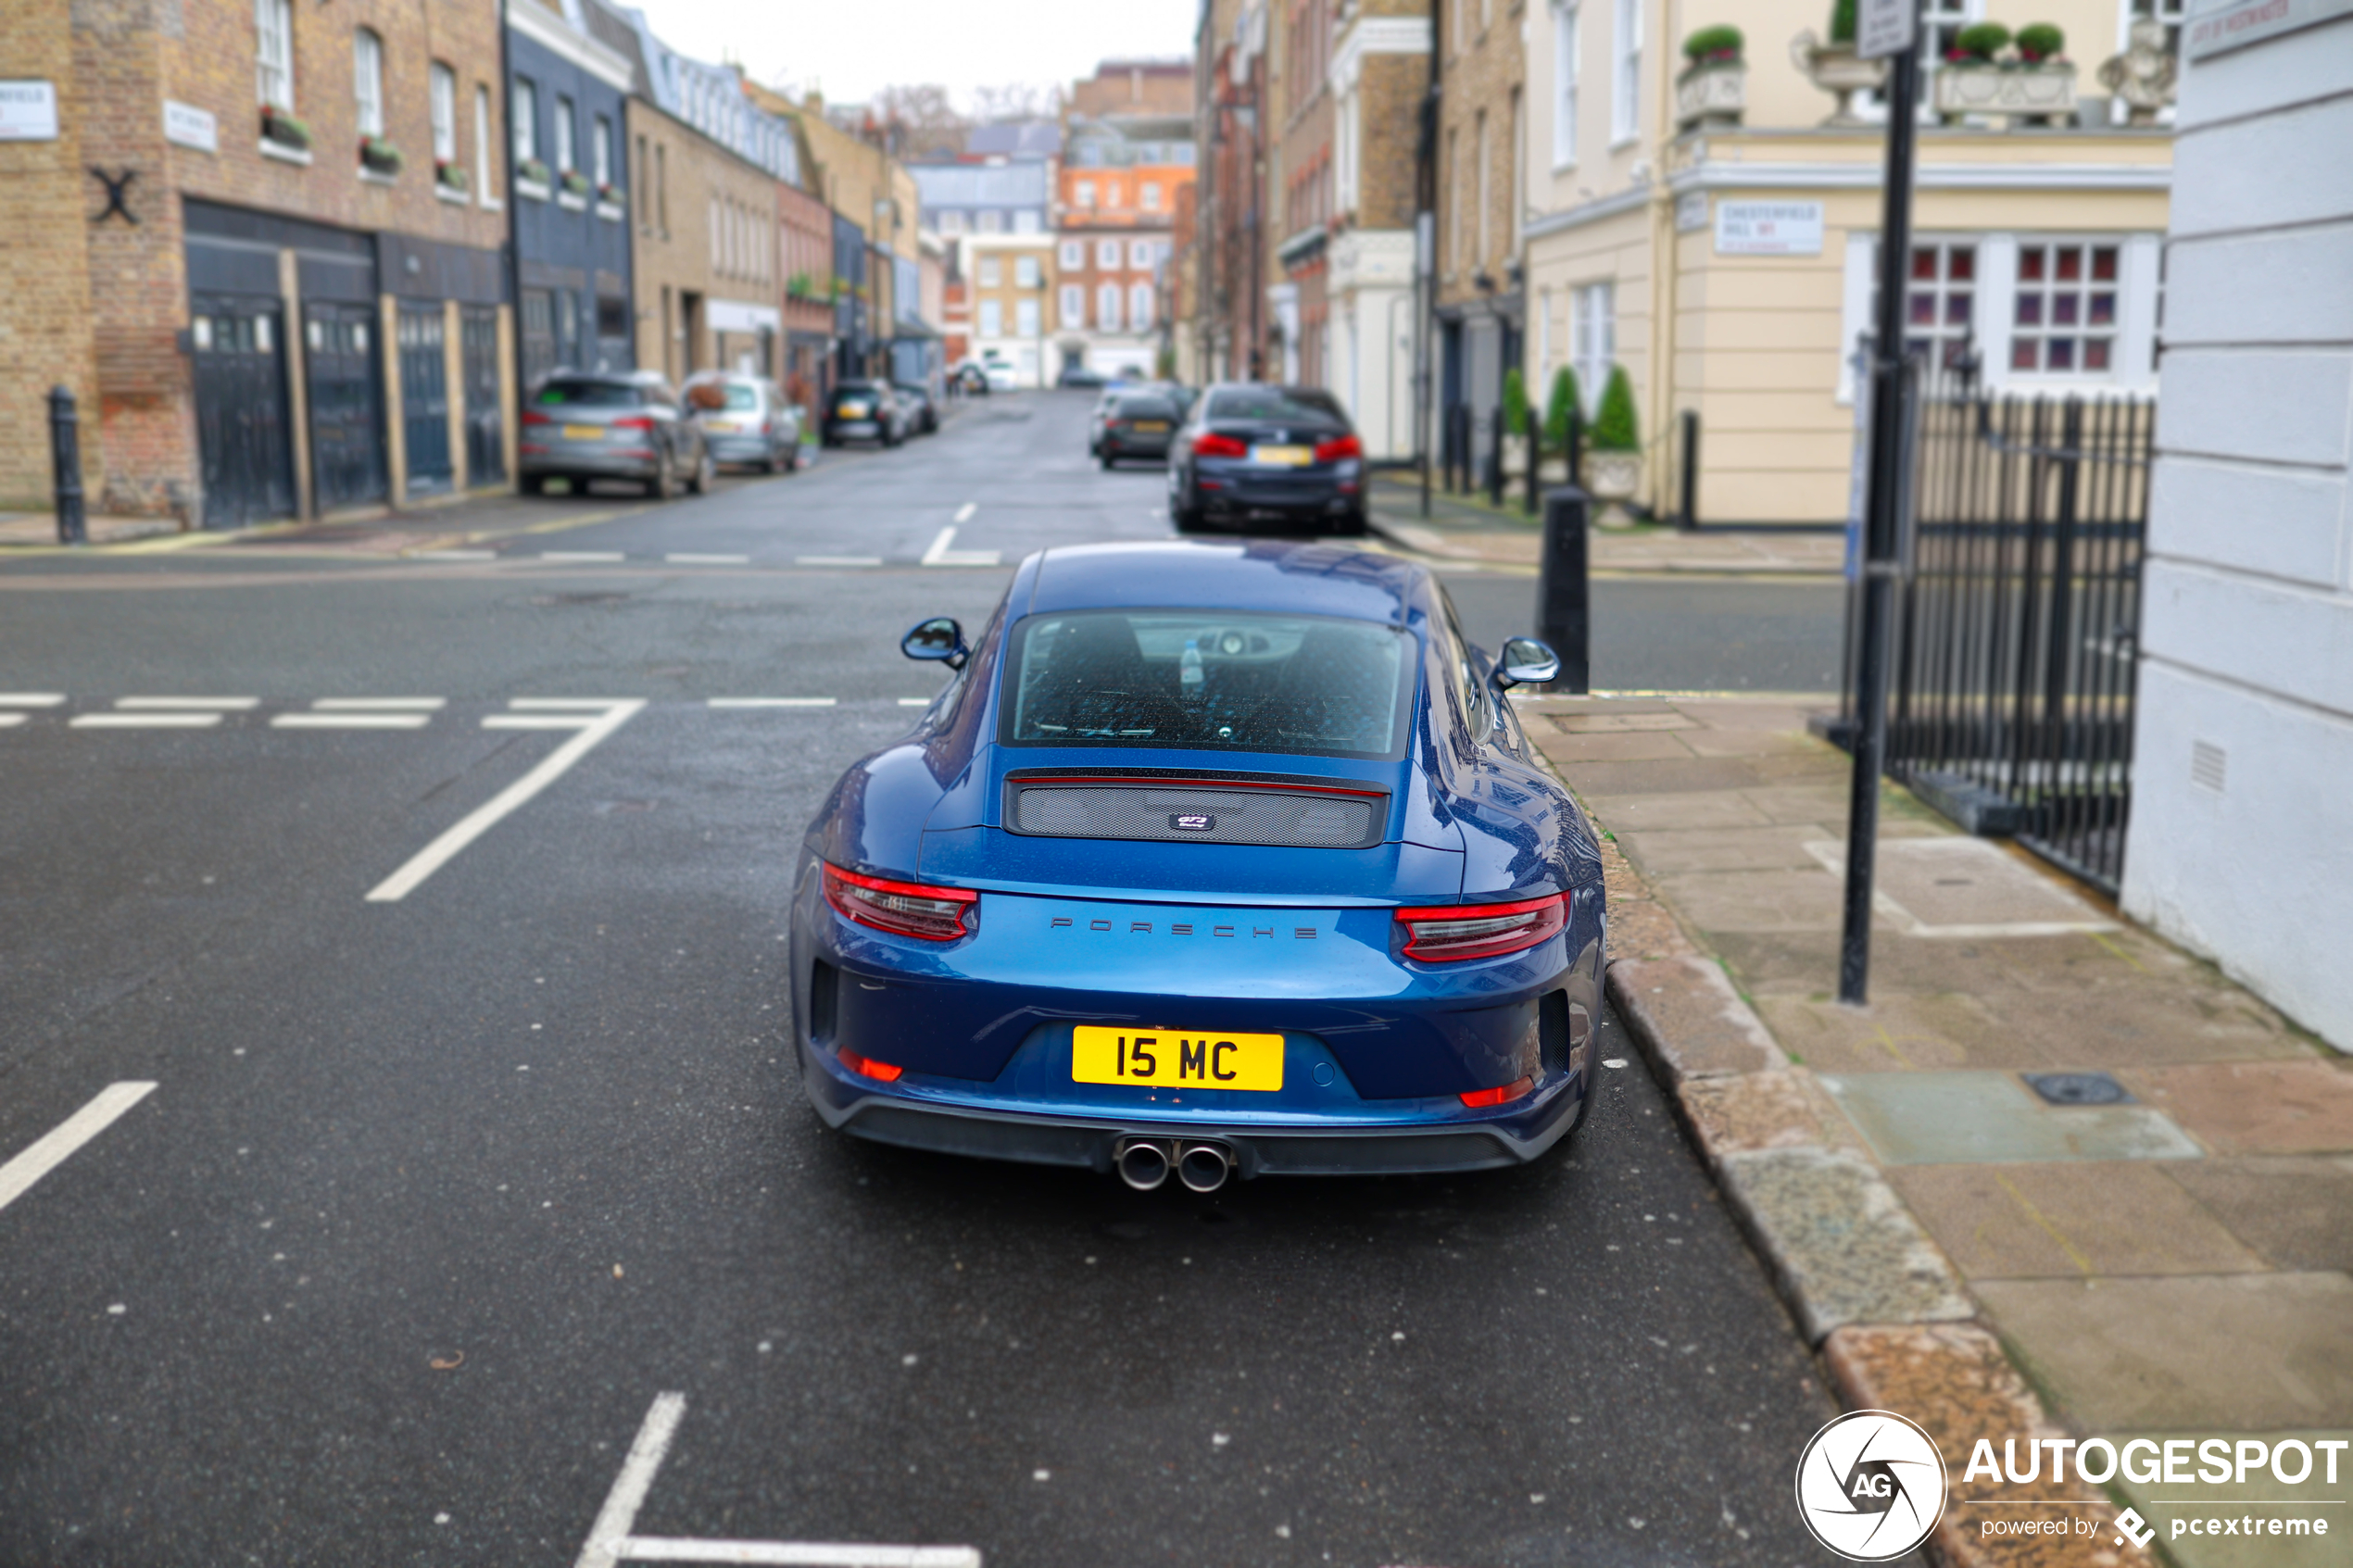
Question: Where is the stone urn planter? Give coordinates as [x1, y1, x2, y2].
[1790, 31, 1886, 125]
[1583, 451, 1643, 529]
[1932, 62, 2078, 126]
[1676, 60, 1747, 131]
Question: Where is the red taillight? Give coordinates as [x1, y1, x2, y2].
[1395, 894, 1567, 961]
[1460, 1074, 1536, 1109]
[837, 1047, 903, 1083]
[522, 409, 553, 426]
[823, 862, 976, 941]
[610, 415, 655, 432]
[1193, 431, 1248, 458]
[1314, 433, 1363, 463]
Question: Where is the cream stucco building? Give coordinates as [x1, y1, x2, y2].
[1523, 0, 2175, 523]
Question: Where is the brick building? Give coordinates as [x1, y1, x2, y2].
[1053, 151, 1190, 379]
[963, 232, 1058, 387]
[1266, 0, 1337, 387]
[4, 0, 516, 526]
[1322, 1, 1429, 458]
[777, 169, 837, 415]
[1433, 0, 1525, 484]
[1191, 0, 1267, 383]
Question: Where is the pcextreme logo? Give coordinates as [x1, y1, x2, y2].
[1795, 1410, 1950, 1562]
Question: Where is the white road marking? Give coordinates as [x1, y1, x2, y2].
[313, 697, 447, 711]
[416, 549, 497, 561]
[573, 1392, 688, 1568]
[896, 698, 931, 707]
[0, 714, 23, 728]
[952, 502, 976, 523]
[271, 713, 433, 730]
[543, 551, 626, 562]
[483, 714, 600, 730]
[0, 1083, 157, 1216]
[919, 527, 1000, 569]
[116, 696, 260, 710]
[0, 694, 66, 707]
[575, 1395, 981, 1568]
[366, 698, 645, 902]
[707, 697, 836, 709]
[511, 697, 640, 709]
[69, 712, 222, 729]
[796, 556, 882, 567]
[665, 553, 750, 565]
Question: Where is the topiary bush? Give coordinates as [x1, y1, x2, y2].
[1591, 366, 1639, 453]
[2014, 22, 2065, 62]
[1952, 21, 2011, 60]
[1829, 0, 1856, 45]
[1682, 25, 1744, 65]
[1502, 368, 1530, 438]
[1544, 366, 1581, 450]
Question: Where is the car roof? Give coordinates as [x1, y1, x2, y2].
[1025, 542, 1424, 626]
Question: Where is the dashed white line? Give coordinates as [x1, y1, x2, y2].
[665, 553, 750, 565]
[313, 697, 447, 711]
[366, 699, 645, 902]
[415, 549, 497, 561]
[796, 556, 883, 567]
[483, 714, 599, 730]
[952, 502, 977, 523]
[0, 714, 24, 728]
[707, 697, 837, 709]
[271, 713, 433, 730]
[511, 697, 641, 709]
[116, 696, 260, 710]
[70, 712, 222, 729]
[0, 1083, 157, 1216]
[543, 551, 626, 562]
[0, 694, 66, 707]
[896, 698, 932, 707]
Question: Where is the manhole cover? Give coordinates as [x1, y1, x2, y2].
[2021, 1072, 2133, 1106]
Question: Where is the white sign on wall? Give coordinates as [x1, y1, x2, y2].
[164, 100, 217, 153]
[0, 80, 59, 141]
[1855, 0, 1919, 59]
[1716, 200, 1826, 256]
[1675, 192, 1709, 233]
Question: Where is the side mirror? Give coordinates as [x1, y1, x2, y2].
[901, 616, 968, 670]
[1492, 636, 1561, 690]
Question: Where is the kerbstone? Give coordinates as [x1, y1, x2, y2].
[1717, 1147, 1974, 1341]
[1607, 955, 1783, 1084]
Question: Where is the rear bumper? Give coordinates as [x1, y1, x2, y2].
[826, 420, 884, 441]
[519, 446, 658, 479]
[705, 435, 782, 463]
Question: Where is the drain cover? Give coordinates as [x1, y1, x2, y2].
[2022, 1072, 2133, 1106]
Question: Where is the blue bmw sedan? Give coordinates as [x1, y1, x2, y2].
[791, 541, 1606, 1191]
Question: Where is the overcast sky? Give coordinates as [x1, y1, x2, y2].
[623, 0, 1201, 110]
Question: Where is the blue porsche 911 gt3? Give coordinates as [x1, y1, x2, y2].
[790, 540, 1607, 1191]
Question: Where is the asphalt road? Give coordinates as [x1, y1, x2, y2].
[0, 391, 1861, 1567]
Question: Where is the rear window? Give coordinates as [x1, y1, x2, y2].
[1002, 610, 1412, 759]
[702, 383, 758, 410]
[1114, 396, 1177, 420]
[833, 384, 881, 402]
[1204, 387, 1347, 426]
[534, 380, 638, 408]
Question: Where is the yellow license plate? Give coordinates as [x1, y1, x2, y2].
[1131, 420, 1169, 433]
[704, 420, 738, 433]
[838, 404, 870, 418]
[562, 424, 604, 440]
[1072, 1025, 1285, 1092]
[1252, 444, 1312, 466]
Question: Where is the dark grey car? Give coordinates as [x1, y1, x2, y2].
[1099, 391, 1181, 467]
[519, 371, 712, 498]
[686, 373, 804, 473]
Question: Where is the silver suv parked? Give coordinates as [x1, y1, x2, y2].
[520, 371, 713, 498]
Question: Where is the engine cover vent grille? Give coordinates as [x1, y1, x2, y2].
[1005, 776, 1386, 849]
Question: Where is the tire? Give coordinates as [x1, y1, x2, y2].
[649, 453, 677, 501]
[519, 473, 546, 496]
[689, 447, 715, 495]
[1101, 452, 1118, 470]
[1331, 509, 1368, 538]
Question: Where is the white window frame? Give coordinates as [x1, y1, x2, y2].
[354, 29, 384, 140]
[1015, 297, 1039, 336]
[2005, 235, 2132, 379]
[256, 0, 294, 111]
[592, 114, 611, 190]
[1552, 2, 1579, 169]
[512, 78, 537, 166]
[1474, 110, 1491, 267]
[1014, 255, 1040, 289]
[1013, 209, 1040, 234]
[976, 209, 1002, 234]
[1130, 239, 1154, 269]
[1098, 238, 1121, 270]
[430, 63, 457, 164]
[1076, 180, 1096, 208]
[1610, 0, 1641, 145]
[1129, 282, 1153, 332]
[553, 94, 576, 172]
[940, 210, 967, 235]
[1572, 280, 1616, 416]
[1097, 282, 1122, 332]
[978, 256, 1002, 287]
[1060, 239, 1084, 270]
[1141, 181, 1162, 212]
[979, 298, 1003, 337]
[1059, 283, 1085, 330]
[474, 84, 497, 205]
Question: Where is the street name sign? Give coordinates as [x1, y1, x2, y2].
[164, 100, 217, 153]
[1716, 201, 1825, 256]
[0, 81, 59, 141]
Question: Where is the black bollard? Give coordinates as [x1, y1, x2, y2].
[1525, 421, 1541, 516]
[1537, 485, 1591, 694]
[50, 385, 87, 546]
[1678, 408, 1701, 531]
[1486, 411, 1504, 508]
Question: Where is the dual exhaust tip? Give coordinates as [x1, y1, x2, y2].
[1115, 1136, 1232, 1193]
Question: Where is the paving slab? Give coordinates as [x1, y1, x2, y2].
[1806, 838, 2118, 938]
[1823, 1323, 2158, 1568]
[1579, 790, 1775, 832]
[1821, 1071, 2205, 1164]
[1607, 955, 1784, 1084]
[1759, 992, 2045, 1073]
[1652, 865, 1856, 935]
[2161, 1157, 2353, 1273]
[1741, 784, 1872, 825]
[1537, 729, 1698, 763]
[1716, 1147, 1975, 1340]
[1670, 699, 1833, 732]
[1889, 1162, 2269, 1280]
[1979, 1273, 2353, 1430]
[1615, 823, 1839, 877]
[1549, 709, 1698, 733]
[2109, 1427, 2353, 1568]
[2127, 1060, 2353, 1155]
[1678, 726, 1826, 758]
[1554, 756, 1768, 796]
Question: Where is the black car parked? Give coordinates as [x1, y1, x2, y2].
[1099, 391, 1182, 468]
[822, 382, 907, 447]
[1165, 383, 1365, 535]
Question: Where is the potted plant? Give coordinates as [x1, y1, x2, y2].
[560, 169, 592, 199]
[597, 181, 622, 206]
[260, 105, 312, 152]
[359, 136, 404, 176]
[1677, 25, 1746, 131]
[1501, 367, 1531, 489]
[1790, 0, 1885, 125]
[1583, 366, 1642, 527]
[1543, 366, 1581, 483]
[434, 159, 470, 194]
[1934, 21, 2077, 123]
[517, 156, 552, 192]
[2014, 21, 2065, 62]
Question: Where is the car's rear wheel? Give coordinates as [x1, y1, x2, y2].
[689, 446, 715, 494]
[649, 453, 677, 500]
[1101, 451, 1118, 470]
[519, 473, 546, 496]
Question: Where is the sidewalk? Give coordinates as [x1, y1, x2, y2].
[1519, 692, 2352, 1568]
[1367, 475, 1848, 574]
[0, 510, 183, 547]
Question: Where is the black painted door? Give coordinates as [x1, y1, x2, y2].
[190, 295, 296, 529]
[305, 302, 386, 511]
[398, 303, 452, 495]
[462, 306, 504, 485]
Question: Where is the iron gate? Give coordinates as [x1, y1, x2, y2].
[461, 306, 504, 484]
[1836, 381, 2153, 894]
[398, 303, 452, 495]
[305, 301, 386, 511]
[190, 295, 295, 528]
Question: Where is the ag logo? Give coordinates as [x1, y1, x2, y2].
[1794, 1410, 1948, 1562]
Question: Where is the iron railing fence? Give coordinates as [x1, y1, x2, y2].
[1836, 375, 2154, 895]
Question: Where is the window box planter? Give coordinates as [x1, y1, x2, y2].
[1789, 33, 1885, 126]
[1931, 61, 2078, 126]
[560, 169, 592, 198]
[516, 158, 552, 200]
[435, 160, 470, 194]
[260, 107, 312, 152]
[360, 137, 404, 177]
[596, 200, 625, 222]
[1675, 60, 1747, 131]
